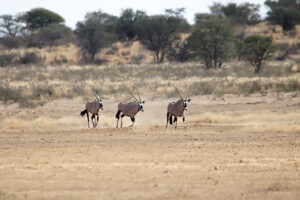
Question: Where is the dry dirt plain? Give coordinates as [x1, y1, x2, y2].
[0, 94, 300, 200]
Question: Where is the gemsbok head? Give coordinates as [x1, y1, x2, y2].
[166, 83, 191, 131]
[80, 88, 103, 128]
[115, 87, 145, 128]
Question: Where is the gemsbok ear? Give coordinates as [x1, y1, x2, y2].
[187, 99, 191, 102]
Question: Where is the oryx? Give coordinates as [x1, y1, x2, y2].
[166, 83, 191, 131]
[80, 88, 103, 128]
[115, 87, 145, 128]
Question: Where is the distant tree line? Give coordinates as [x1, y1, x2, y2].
[0, 0, 299, 72]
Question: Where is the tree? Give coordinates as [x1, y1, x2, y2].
[167, 39, 194, 62]
[28, 24, 72, 48]
[187, 17, 235, 68]
[21, 8, 64, 31]
[209, 3, 224, 18]
[84, 10, 118, 33]
[0, 15, 23, 37]
[265, 0, 300, 31]
[219, 3, 261, 25]
[74, 11, 117, 63]
[241, 35, 276, 73]
[116, 9, 146, 41]
[0, 14, 24, 49]
[136, 12, 189, 63]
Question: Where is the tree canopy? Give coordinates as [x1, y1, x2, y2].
[241, 35, 276, 72]
[74, 11, 117, 63]
[188, 17, 235, 68]
[136, 11, 189, 63]
[21, 8, 65, 31]
[265, 0, 300, 31]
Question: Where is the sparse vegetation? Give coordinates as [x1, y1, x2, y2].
[0, 62, 298, 107]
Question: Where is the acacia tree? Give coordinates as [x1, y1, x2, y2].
[74, 11, 117, 63]
[136, 11, 189, 63]
[241, 35, 276, 73]
[265, 0, 300, 31]
[221, 3, 261, 25]
[116, 9, 146, 41]
[0, 15, 23, 37]
[21, 8, 65, 31]
[0, 14, 24, 48]
[187, 17, 235, 68]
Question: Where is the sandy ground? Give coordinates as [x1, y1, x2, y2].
[0, 94, 300, 200]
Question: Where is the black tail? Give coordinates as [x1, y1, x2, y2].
[80, 109, 87, 117]
[115, 110, 121, 119]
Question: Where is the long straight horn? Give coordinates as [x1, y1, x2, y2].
[185, 84, 188, 100]
[90, 88, 99, 100]
[126, 87, 138, 102]
[135, 87, 141, 102]
[172, 83, 183, 100]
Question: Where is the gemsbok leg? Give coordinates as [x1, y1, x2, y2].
[182, 115, 186, 131]
[121, 114, 125, 128]
[130, 117, 135, 127]
[96, 115, 99, 127]
[115, 111, 121, 128]
[174, 116, 178, 129]
[91, 114, 95, 127]
[166, 113, 170, 129]
[86, 112, 90, 128]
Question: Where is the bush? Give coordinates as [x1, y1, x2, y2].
[19, 52, 43, 65]
[240, 35, 276, 73]
[28, 24, 72, 48]
[0, 82, 22, 103]
[0, 36, 23, 49]
[130, 51, 145, 64]
[0, 53, 18, 67]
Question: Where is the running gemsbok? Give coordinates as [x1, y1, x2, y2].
[166, 83, 191, 131]
[80, 88, 103, 128]
[116, 87, 145, 128]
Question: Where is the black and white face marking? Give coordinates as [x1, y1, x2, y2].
[182, 99, 191, 110]
[138, 102, 144, 112]
[98, 99, 103, 110]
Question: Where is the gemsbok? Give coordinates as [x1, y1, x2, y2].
[166, 83, 191, 131]
[80, 88, 103, 128]
[115, 87, 145, 128]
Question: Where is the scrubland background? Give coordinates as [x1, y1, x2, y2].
[0, 4, 300, 200]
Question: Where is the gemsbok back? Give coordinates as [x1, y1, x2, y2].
[115, 87, 145, 128]
[166, 83, 191, 131]
[80, 88, 103, 128]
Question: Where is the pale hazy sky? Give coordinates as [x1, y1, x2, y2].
[1, 0, 268, 28]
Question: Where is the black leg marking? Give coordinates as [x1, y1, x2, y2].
[166, 113, 170, 129]
[86, 112, 90, 128]
[183, 115, 186, 131]
[130, 117, 135, 127]
[116, 110, 121, 128]
[91, 114, 96, 127]
[120, 114, 125, 128]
